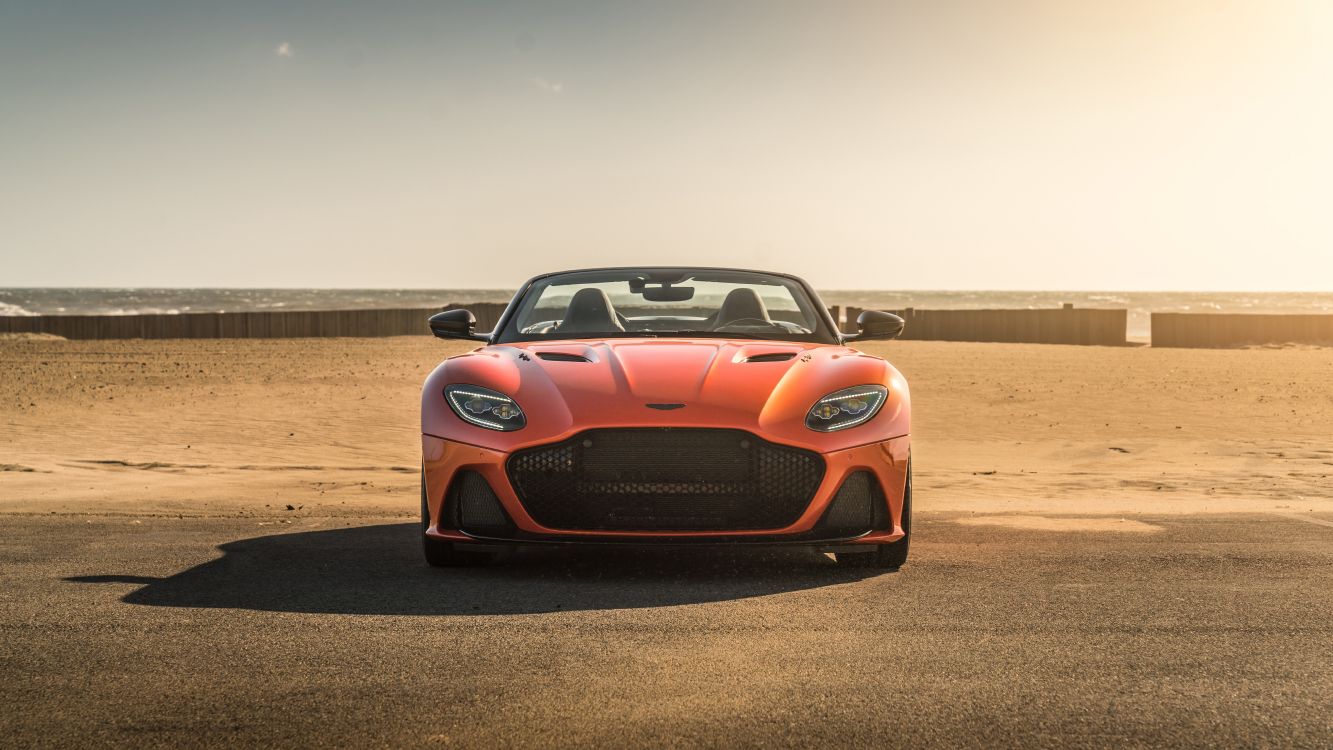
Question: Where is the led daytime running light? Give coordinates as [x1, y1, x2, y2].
[806, 385, 888, 432]
[445, 385, 526, 432]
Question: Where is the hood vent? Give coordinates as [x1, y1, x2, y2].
[535, 351, 591, 363]
[745, 352, 798, 363]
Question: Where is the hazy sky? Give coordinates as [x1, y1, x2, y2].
[2, 0, 1331, 290]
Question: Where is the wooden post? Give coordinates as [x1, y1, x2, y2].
[844, 307, 863, 335]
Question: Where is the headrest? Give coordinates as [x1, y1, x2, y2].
[555, 288, 624, 334]
[715, 288, 771, 325]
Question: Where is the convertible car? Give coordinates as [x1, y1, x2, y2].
[420, 267, 911, 568]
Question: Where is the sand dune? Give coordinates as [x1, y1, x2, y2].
[1, 337, 1330, 519]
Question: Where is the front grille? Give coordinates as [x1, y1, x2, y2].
[506, 428, 824, 531]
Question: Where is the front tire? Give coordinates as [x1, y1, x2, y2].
[836, 461, 911, 570]
[422, 471, 502, 567]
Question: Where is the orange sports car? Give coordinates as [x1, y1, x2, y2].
[420, 267, 911, 568]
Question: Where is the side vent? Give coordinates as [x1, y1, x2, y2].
[817, 471, 888, 534]
[535, 352, 591, 363]
[446, 471, 514, 534]
[746, 352, 798, 363]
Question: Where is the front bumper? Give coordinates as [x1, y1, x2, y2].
[423, 432, 910, 546]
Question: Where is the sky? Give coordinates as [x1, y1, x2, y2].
[2, 0, 1331, 291]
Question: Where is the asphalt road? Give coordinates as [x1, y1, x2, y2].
[2, 512, 1330, 748]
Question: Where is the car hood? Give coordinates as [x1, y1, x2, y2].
[423, 338, 909, 452]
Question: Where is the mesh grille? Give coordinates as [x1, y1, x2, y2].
[818, 472, 877, 533]
[506, 428, 824, 531]
[448, 471, 512, 532]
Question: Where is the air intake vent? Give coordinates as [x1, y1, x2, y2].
[817, 471, 887, 534]
[746, 352, 797, 363]
[445, 471, 513, 533]
[535, 352, 590, 362]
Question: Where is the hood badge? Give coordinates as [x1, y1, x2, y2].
[646, 403, 685, 410]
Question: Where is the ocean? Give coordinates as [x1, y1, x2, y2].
[4, 288, 1332, 341]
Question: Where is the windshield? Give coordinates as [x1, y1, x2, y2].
[497, 269, 838, 344]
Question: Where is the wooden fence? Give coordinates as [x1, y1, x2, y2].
[842, 305, 1127, 346]
[0, 302, 1130, 344]
[0, 303, 509, 340]
[13, 305, 1333, 348]
[1151, 313, 1333, 348]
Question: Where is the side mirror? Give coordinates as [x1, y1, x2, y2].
[850, 310, 905, 341]
[428, 309, 484, 341]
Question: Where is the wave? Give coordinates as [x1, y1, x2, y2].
[0, 302, 35, 316]
[101, 308, 185, 316]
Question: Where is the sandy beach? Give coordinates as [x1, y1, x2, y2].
[2, 336, 1331, 746]
[3, 336, 1330, 520]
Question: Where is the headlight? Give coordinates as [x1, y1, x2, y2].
[806, 385, 888, 432]
[444, 384, 526, 431]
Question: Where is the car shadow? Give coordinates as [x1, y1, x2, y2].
[66, 523, 886, 615]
